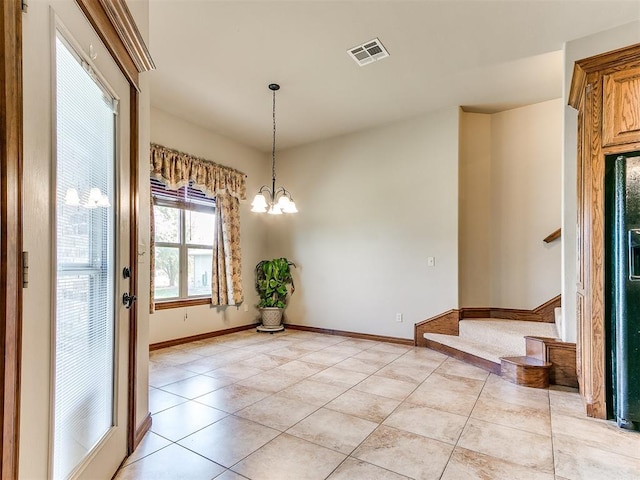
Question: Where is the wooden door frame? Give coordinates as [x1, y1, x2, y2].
[569, 43, 640, 419]
[0, 1, 23, 478]
[73, 0, 155, 456]
[0, 1, 153, 477]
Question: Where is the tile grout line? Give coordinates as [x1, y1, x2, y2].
[141, 333, 484, 479]
[220, 349, 339, 476]
[318, 346, 437, 480]
[227, 343, 422, 478]
[120, 434, 174, 469]
[321, 349, 449, 479]
[193, 338, 383, 477]
[436, 370, 492, 479]
[548, 387, 558, 477]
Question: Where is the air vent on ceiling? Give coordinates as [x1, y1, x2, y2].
[347, 38, 389, 67]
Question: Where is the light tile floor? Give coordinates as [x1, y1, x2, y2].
[115, 329, 640, 480]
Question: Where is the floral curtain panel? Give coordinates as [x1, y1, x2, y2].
[212, 193, 244, 305]
[149, 191, 156, 313]
[150, 143, 246, 308]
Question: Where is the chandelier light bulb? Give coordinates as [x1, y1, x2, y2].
[283, 201, 298, 213]
[97, 193, 111, 207]
[84, 187, 102, 208]
[64, 188, 80, 206]
[251, 193, 268, 210]
[88, 187, 102, 202]
[268, 204, 283, 215]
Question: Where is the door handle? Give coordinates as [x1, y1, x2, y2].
[122, 292, 137, 309]
[629, 229, 640, 281]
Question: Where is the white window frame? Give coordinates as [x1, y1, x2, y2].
[152, 179, 215, 302]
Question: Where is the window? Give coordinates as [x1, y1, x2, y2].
[152, 177, 215, 303]
[54, 33, 116, 479]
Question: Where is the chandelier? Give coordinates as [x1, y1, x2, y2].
[251, 83, 298, 215]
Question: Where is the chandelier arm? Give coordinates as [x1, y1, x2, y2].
[275, 186, 293, 200]
[258, 185, 275, 202]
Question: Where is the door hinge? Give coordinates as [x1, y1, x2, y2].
[21, 0, 28, 13]
[22, 251, 28, 288]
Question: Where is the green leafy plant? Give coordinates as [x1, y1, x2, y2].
[255, 258, 296, 309]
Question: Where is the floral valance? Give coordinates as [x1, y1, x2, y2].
[150, 143, 246, 200]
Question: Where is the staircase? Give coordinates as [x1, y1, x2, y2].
[415, 302, 577, 388]
[423, 319, 557, 386]
[424, 319, 558, 363]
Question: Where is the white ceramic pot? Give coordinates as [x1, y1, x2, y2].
[260, 307, 284, 327]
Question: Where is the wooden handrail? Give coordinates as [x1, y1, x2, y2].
[543, 228, 561, 243]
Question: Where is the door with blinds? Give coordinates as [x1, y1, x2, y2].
[22, 1, 131, 478]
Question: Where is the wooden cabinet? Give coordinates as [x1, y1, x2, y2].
[603, 68, 640, 147]
[569, 44, 640, 419]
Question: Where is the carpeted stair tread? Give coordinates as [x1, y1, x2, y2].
[458, 319, 558, 356]
[422, 333, 520, 364]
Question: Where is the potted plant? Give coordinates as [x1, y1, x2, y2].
[255, 257, 296, 332]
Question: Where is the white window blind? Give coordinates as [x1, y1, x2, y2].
[150, 176, 215, 209]
[53, 34, 116, 479]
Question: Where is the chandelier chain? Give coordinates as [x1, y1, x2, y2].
[272, 88, 277, 187]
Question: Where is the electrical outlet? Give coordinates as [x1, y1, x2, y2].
[396, 313, 403, 322]
[243, 303, 249, 312]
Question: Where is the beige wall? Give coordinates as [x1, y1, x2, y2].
[150, 101, 561, 341]
[268, 108, 460, 340]
[459, 112, 492, 307]
[459, 100, 563, 310]
[490, 99, 562, 308]
[562, 20, 640, 342]
[149, 108, 268, 344]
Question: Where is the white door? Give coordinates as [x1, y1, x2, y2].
[22, 1, 131, 478]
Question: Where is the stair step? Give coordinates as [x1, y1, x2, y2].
[459, 319, 558, 356]
[500, 356, 552, 388]
[422, 335, 500, 374]
[423, 319, 561, 386]
[423, 333, 518, 364]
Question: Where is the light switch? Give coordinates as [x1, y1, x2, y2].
[427, 257, 436, 267]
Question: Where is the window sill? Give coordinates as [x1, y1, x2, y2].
[154, 297, 211, 310]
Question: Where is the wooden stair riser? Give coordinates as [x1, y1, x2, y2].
[414, 296, 562, 347]
[525, 336, 578, 388]
[525, 337, 546, 358]
[415, 310, 459, 347]
[500, 356, 552, 388]
[460, 296, 561, 324]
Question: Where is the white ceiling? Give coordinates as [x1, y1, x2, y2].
[148, 1, 640, 151]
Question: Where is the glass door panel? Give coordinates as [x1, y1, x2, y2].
[54, 33, 116, 479]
